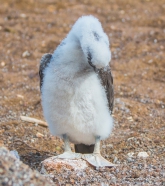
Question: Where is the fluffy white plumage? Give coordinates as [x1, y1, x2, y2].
[41, 15, 113, 145]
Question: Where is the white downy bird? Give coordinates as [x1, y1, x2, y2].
[39, 15, 115, 167]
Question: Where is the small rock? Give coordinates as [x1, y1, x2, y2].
[22, 51, 30, 58]
[131, 171, 140, 178]
[113, 156, 118, 163]
[127, 152, 134, 158]
[70, 179, 75, 184]
[20, 13, 27, 18]
[110, 25, 116, 30]
[127, 116, 133, 121]
[17, 94, 24, 99]
[0, 168, 4, 174]
[55, 146, 61, 151]
[41, 158, 88, 174]
[148, 59, 153, 63]
[127, 157, 134, 162]
[120, 10, 125, 14]
[1, 61, 5, 66]
[35, 123, 38, 126]
[10, 150, 20, 160]
[107, 144, 113, 148]
[113, 150, 118, 154]
[154, 39, 157, 43]
[137, 152, 149, 158]
[36, 132, 44, 138]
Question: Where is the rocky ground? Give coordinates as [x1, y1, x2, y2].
[0, 0, 165, 185]
[0, 147, 53, 185]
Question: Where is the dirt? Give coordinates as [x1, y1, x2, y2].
[0, 0, 165, 185]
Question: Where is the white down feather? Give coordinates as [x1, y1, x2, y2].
[41, 15, 113, 145]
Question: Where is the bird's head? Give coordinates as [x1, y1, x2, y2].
[71, 15, 111, 70]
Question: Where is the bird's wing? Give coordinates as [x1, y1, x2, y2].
[98, 66, 114, 114]
[39, 53, 52, 91]
[75, 67, 114, 154]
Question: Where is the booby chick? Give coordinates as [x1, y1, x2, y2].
[39, 15, 115, 167]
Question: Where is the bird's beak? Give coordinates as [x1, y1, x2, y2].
[87, 52, 97, 72]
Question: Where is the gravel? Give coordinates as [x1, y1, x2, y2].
[40, 156, 165, 185]
[1, 146, 164, 185]
[0, 147, 53, 186]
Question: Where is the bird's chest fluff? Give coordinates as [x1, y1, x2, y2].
[42, 66, 109, 136]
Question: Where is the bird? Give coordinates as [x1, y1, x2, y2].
[39, 15, 115, 167]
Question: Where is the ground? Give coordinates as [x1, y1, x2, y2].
[0, 0, 165, 185]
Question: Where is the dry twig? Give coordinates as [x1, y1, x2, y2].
[20, 116, 48, 127]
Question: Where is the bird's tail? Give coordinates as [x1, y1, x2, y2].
[75, 144, 94, 153]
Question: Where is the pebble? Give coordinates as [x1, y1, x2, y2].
[137, 152, 149, 158]
[148, 59, 153, 63]
[113, 156, 118, 163]
[36, 132, 44, 138]
[22, 51, 30, 58]
[110, 25, 116, 30]
[127, 116, 133, 121]
[114, 150, 118, 154]
[107, 144, 113, 148]
[127, 157, 134, 162]
[127, 152, 134, 158]
[17, 94, 24, 99]
[10, 150, 20, 160]
[55, 146, 61, 151]
[41, 158, 88, 172]
[20, 13, 27, 18]
[0, 168, 4, 174]
[1, 61, 5, 66]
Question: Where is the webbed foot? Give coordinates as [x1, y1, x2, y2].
[82, 153, 117, 167]
[55, 151, 82, 159]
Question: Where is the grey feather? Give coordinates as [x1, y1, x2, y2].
[98, 66, 114, 113]
[39, 53, 52, 91]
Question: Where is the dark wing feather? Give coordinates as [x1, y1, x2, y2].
[98, 66, 114, 114]
[39, 53, 52, 91]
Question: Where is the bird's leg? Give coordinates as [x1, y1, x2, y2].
[82, 136, 117, 167]
[63, 134, 72, 152]
[54, 134, 82, 159]
[93, 136, 101, 154]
